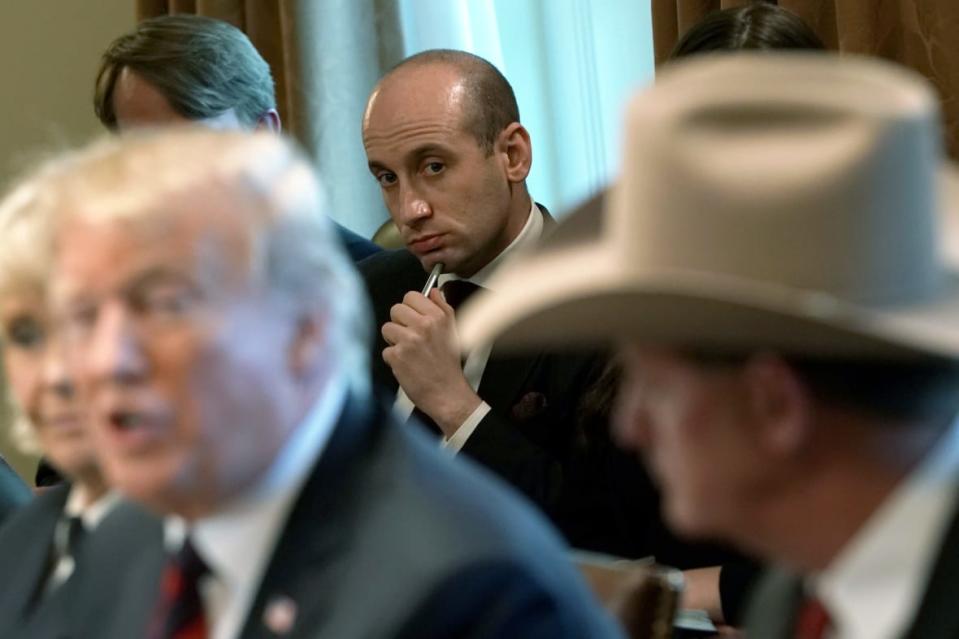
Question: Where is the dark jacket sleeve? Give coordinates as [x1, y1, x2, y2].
[397, 561, 623, 639]
[0, 457, 31, 523]
[333, 221, 381, 262]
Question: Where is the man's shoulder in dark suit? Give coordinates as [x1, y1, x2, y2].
[333, 221, 381, 262]
[358, 248, 424, 303]
[244, 397, 620, 638]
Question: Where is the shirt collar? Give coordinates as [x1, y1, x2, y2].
[812, 415, 959, 639]
[64, 487, 121, 531]
[438, 198, 543, 289]
[165, 373, 348, 593]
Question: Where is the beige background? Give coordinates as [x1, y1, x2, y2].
[0, 0, 134, 482]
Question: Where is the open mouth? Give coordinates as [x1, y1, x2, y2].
[109, 410, 149, 432]
[101, 408, 164, 453]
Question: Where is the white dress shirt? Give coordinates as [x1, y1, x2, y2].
[165, 374, 347, 639]
[810, 415, 959, 639]
[393, 198, 545, 451]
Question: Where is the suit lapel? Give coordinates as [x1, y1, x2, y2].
[0, 483, 69, 622]
[903, 494, 959, 638]
[474, 203, 552, 414]
[238, 395, 380, 639]
[478, 350, 543, 416]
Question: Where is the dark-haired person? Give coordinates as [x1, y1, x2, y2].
[669, 2, 824, 59]
[359, 49, 658, 556]
[93, 14, 380, 262]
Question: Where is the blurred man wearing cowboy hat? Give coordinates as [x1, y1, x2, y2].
[460, 53, 959, 639]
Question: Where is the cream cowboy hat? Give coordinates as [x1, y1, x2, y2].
[459, 54, 959, 362]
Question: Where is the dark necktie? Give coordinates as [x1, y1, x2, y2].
[440, 279, 483, 311]
[793, 596, 832, 639]
[147, 539, 210, 639]
[408, 279, 485, 435]
[45, 515, 86, 592]
[55, 515, 87, 562]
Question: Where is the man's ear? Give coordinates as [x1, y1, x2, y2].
[256, 109, 282, 134]
[288, 310, 326, 382]
[498, 122, 532, 183]
[743, 353, 814, 457]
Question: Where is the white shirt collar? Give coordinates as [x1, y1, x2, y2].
[812, 415, 959, 639]
[163, 373, 348, 639]
[438, 198, 544, 289]
[64, 487, 121, 531]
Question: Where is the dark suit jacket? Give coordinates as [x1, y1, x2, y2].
[357, 242, 752, 570]
[0, 485, 164, 639]
[334, 221, 381, 262]
[0, 483, 69, 633]
[358, 244, 629, 545]
[72, 396, 621, 639]
[746, 496, 959, 638]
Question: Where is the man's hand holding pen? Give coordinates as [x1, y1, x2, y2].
[381, 265, 482, 436]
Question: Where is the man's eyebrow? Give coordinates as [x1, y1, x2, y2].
[120, 266, 194, 296]
[410, 144, 450, 159]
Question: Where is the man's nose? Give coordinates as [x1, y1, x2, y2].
[399, 183, 432, 226]
[86, 304, 147, 387]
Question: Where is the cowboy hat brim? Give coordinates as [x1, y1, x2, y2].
[458, 227, 959, 363]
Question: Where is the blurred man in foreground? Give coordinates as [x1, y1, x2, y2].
[44, 129, 619, 638]
[460, 54, 959, 638]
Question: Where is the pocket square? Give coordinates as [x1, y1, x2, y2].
[511, 391, 548, 421]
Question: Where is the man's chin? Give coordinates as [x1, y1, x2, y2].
[107, 458, 182, 513]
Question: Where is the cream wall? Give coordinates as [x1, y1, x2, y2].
[0, 1, 135, 482]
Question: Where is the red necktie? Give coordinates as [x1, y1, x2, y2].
[794, 597, 832, 639]
[147, 539, 209, 639]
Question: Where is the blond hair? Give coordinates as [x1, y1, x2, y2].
[45, 128, 371, 391]
[0, 165, 69, 455]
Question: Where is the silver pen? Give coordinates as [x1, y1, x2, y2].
[421, 262, 444, 295]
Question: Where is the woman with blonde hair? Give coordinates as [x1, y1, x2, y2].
[0, 169, 116, 629]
